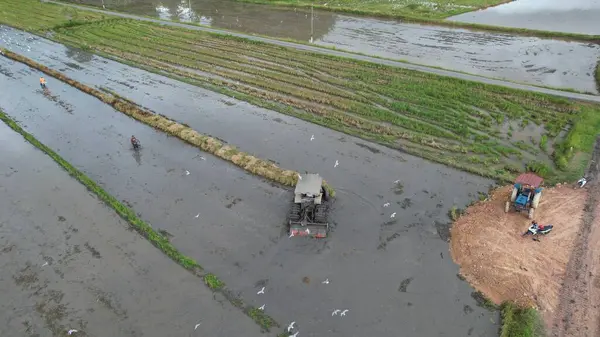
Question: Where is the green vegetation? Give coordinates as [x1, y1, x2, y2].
[500, 302, 545, 337]
[448, 206, 463, 221]
[2, 0, 599, 184]
[203, 273, 225, 290]
[0, 0, 107, 31]
[238, 0, 510, 20]
[0, 109, 278, 331]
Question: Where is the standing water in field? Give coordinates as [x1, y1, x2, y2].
[449, 0, 600, 35]
[66, 0, 600, 93]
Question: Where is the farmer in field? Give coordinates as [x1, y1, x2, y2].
[39, 76, 46, 89]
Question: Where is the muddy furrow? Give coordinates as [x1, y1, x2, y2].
[552, 138, 600, 337]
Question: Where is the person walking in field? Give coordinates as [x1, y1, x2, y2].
[39, 76, 46, 89]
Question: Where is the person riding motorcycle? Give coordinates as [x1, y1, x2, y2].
[131, 135, 140, 149]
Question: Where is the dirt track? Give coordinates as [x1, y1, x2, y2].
[552, 139, 600, 337]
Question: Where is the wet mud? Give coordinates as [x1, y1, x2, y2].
[0, 122, 265, 337]
[449, 0, 600, 36]
[68, 0, 600, 92]
[0, 31, 499, 336]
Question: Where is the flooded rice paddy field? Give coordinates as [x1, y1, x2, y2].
[0, 29, 498, 336]
[449, 0, 600, 35]
[71, 0, 600, 93]
[0, 121, 265, 337]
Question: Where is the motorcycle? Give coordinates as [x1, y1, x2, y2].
[522, 223, 553, 236]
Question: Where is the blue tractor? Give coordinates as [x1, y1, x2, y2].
[504, 173, 543, 219]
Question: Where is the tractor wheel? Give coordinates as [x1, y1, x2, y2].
[510, 187, 518, 202]
[532, 192, 542, 209]
[505, 201, 510, 213]
[314, 204, 328, 223]
[289, 204, 301, 221]
[528, 208, 535, 219]
[321, 186, 330, 202]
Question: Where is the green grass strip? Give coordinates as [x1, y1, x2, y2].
[0, 109, 279, 332]
[500, 302, 545, 337]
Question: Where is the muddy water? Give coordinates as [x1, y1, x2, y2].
[0, 122, 265, 337]
[68, 0, 600, 93]
[0, 29, 499, 336]
[449, 0, 600, 35]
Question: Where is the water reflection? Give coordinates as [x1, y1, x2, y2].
[76, 0, 336, 41]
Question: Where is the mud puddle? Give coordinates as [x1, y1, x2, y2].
[0, 121, 265, 337]
[61, 0, 600, 92]
[449, 0, 600, 35]
[0, 38, 498, 336]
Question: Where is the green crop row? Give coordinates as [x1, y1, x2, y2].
[2, 0, 598, 183]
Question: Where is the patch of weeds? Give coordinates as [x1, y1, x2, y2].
[247, 307, 278, 331]
[525, 161, 552, 178]
[539, 134, 548, 153]
[203, 273, 224, 290]
[500, 302, 545, 337]
[448, 206, 463, 221]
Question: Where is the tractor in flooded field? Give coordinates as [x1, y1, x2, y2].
[288, 173, 330, 238]
[505, 173, 543, 219]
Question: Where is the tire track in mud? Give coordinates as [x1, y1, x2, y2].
[552, 137, 600, 337]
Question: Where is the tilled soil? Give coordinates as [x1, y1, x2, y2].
[0, 121, 267, 337]
[0, 37, 499, 336]
[450, 185, 588, 328]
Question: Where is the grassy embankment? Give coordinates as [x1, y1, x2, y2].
[3, 1, 600, 185]
[0, 109, 278, 331]
[237, 0, 508, 19]
[234, 0, 600, 42]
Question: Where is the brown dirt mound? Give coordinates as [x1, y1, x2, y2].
[450, 185, 587, 327]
